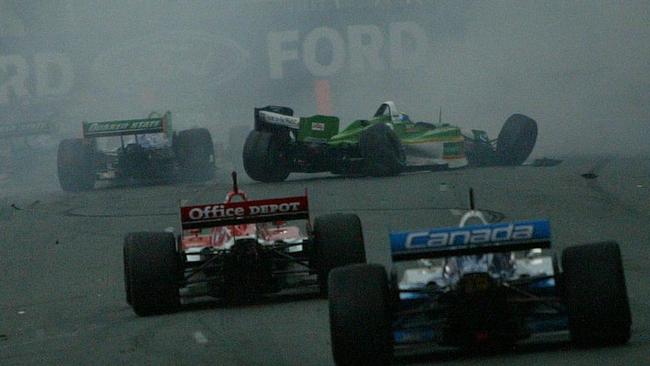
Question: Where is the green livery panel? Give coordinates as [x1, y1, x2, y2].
[83, 118, 163, 138]
[82, 111, 172, 138]
[327, 115, 463, 147]
[245, 102, 536, 182]
[328, 117, 388, 146]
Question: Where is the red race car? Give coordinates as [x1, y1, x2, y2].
[123, 173, 366, 316]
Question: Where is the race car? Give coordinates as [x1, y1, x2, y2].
[123, 172, 366, 316]
[243, 101, 537, 182]
[328, 191, 631, 365]
[56, 111, 215, 191]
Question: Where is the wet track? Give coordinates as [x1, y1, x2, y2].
[1, 157, 649, 365]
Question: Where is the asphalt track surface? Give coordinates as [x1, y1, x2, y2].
[1, 156, 649, 365]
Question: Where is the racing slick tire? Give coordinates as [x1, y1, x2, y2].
[311, 213, 366, 295]
[124, 232, 182, 316]
[57, 138, 95, 192]
[329, 264, 392, 366]
[561, 241, 631, 346]
[242, 130, 290, 182]
[123, 244, 132, 305]
[359, 123, 405, 177]
[496, 114, 537, 166]
[174, 128, 215, 182]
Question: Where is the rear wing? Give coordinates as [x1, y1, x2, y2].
[0, 121, 55, 138]
[390, 220, 551, 261]
[254, 106, 295, 130]
[82, 111, 171, 138]
[180, 195, 309, 230]
[254, 106, 339, 142]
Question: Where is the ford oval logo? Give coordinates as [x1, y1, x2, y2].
[91, 31, 249, 93]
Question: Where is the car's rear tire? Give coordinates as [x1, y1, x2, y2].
[123, 244, 132, 305]
[124, 232, 182, 316]
[562, 241, 631, 346]
[329, 264, 392, 366]
[496, 114, 537, 165]
[311, 213, 366, 295]
[242, 130, 290, 182]
[57, 138, 95, 192]
[174, 128, 215, 182]
[359, 123, 405, 177]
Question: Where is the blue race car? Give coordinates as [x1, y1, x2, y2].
[327, 197, 631, 365]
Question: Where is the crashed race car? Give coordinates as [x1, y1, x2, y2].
[243, 101, 537, 182]
[328, 191, 631, 365]
[123, 173, 366, 316]
[56, 111, 215, 191]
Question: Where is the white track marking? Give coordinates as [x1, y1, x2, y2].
[193, 331, 208, 345]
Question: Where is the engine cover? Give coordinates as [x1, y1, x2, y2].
[220, 239, 274, 300]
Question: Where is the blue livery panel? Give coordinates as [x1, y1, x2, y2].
[390, 220, 551, 261]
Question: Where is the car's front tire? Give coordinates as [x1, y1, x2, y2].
[496, 114, 537, 165]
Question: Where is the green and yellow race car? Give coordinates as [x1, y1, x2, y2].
[243, 101, 537, 182]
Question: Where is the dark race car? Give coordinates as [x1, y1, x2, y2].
[56, 111, 215, 191]
[327, 191, 631, 365]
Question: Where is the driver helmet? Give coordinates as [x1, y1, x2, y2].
[398, 113, 411, 123]
[138, 134, 155, 148]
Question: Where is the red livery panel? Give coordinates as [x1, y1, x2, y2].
[180, 195, 309, 230]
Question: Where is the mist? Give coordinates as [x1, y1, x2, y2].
[1, 0, 648, 191]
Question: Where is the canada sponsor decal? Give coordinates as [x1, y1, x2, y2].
[403, 223, 535, 249]
[390, 220, 551, 253]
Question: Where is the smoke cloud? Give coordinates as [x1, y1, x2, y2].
[0, 0, 648, 192]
